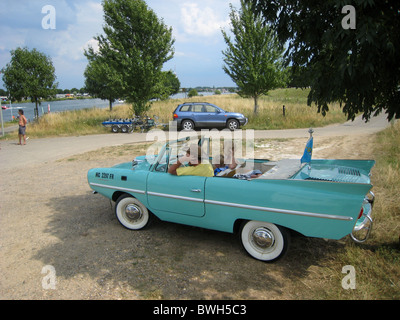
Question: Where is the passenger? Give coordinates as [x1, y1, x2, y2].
[168, 145, 214, 177]
[224, 144, 238, 170]
[213, 144, 241, 177]
[213, 155, 229, 176]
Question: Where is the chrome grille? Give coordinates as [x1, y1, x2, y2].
[305, 165, 367, 183]
[338, 167, 361, 176]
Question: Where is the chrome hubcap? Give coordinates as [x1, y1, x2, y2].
[252, 227, 275, 249]
[125, 204, 142, 221]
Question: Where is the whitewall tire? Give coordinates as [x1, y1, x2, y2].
[240, 220, 290, 262]
[115, 195, 151, 230]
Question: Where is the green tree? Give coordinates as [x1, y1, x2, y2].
[249, 0, 400, 121]
[84, 51, 123, 111]
[1, 47, 57, 119]
[155, 71, 181, 100]
[164, 71, 181, 97]
[91, 0, 174, 115]
[222, 0, 285, 114]
[286, 66, 311, 88]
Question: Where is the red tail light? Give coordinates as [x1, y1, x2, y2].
[173, 113, 178, 119]
[357, 207, 364, 220]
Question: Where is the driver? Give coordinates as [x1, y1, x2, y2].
[168, 145, 214, 177]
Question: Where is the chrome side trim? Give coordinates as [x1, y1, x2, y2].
[205, 199, 354, 221]
[91, 183, 353, 221]
[147, 191, 204, 203]
[89, 183, 146, 195]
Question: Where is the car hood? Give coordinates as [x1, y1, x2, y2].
[225, 112, 246, 118]
[111, 155, 152, 171]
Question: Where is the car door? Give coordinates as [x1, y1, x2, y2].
[146, 141, 206, 217]
[190, 104, 205, 127]
[147, 173, 206, 217]
[202, 104, 227, 128]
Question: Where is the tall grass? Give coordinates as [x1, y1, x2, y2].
[3, 88, 349, 138]
[372, 121, 400, 242]
[309, 121, 400, 299]
[25, 107, 110, 138]
[150, 88, 347, 130]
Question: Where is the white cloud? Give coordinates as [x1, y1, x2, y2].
[1, 0, 240, 89]
[83, 38, 100, 54]
[180, 2, 230, 37]
[49, 1, 103, 61]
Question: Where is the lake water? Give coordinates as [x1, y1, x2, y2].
[1, 98, 110, 123]
[0, 92, 216, 123]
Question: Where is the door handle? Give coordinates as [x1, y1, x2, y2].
[190, 189, 202, 193]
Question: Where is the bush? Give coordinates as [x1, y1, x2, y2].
[187, 89, 198, 98]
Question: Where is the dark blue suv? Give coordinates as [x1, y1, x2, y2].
[172, 102, 248, 131]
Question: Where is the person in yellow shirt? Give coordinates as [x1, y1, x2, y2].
[168, 145, 214, 177]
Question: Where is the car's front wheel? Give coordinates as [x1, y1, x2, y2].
[181, 120, 195, 131]
[115, 195, 152, 230]
[240, 220, 290, 262]
[227, 119, 239, 131]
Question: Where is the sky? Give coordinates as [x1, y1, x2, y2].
[0, 0, 241, 91]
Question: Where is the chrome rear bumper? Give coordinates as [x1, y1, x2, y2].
[351, 191, 374, 243]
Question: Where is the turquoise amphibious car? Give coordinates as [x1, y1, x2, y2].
[87, 135, 375, 262]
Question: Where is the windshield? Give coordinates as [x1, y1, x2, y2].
[153, 136, 210, 172]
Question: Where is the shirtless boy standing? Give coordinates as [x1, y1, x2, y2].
[18, 109, 27, 145]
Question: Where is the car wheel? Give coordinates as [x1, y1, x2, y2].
[181, 120, 195, 131]
[115, 195, 152, 230]
[111, 125, 119, 133]
[240, 220, 290, 262]
[227, 119, 239, 131]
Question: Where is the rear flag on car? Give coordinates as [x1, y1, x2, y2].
[301, 129, 314, 164]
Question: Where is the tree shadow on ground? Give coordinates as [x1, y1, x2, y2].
[34, 193, 345, 299]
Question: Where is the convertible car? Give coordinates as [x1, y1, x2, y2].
[87, 134, 375, 262]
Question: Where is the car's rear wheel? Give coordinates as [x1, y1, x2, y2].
[227, 119, 239, 131]
[240, 220, 290, 262]
[115, 195, 152, 230]
[181, 120, 195, 131]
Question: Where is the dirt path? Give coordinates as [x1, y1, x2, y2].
[0, 114, 391, 300]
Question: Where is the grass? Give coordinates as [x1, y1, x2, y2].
[1, 88, 349, 139]
[31, 107, 111, 137]
[302, 121, 400, 299]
